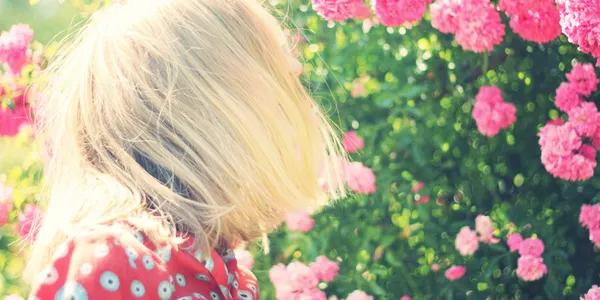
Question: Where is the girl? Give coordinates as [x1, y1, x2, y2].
[26, 0, 345, 299]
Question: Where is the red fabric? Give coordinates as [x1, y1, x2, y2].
[29, 224, 259, 299]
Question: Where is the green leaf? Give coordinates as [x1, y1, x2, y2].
[485, 255, 503, 278]
[369, 281, 387, 296]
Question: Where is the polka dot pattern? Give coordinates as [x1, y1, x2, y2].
[28, 225, 260, 299]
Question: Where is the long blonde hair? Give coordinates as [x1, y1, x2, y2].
[27, 0, 345, 278]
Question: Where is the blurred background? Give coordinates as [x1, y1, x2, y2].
[2, 0, 600, 299]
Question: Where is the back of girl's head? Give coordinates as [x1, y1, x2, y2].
[27, 0, 345, 276]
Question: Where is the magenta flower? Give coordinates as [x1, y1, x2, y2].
[566, 63, 600, 97]
[472, 86, 516, 137]
[507, 233, 523, 252]
[502, 0, 561, 43]
[430, 0, 461, 34]
[312, 0, 364, 22]
[285, 211, 315, 232]
[518, 238, 545, 257]
[455, 226, 479, 256]
[454, 1, 505, 52]
[371, 0, 431, 27]
[568, 102, 600, 138]
[0, 24, 33, 74]
[310, 256, 340, 282]
[445, 265, 466, 281]
[580, 204, 600, 230]
[343, 131, 365, 153]
[516, 255, 548, 281]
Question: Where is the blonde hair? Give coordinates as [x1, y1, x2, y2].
[26, 0, 345, 278]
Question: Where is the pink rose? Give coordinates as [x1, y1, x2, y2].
[285, 211, 315, 232]
[16, 204, 42, 240]
[475, 215, 499, 244]
[234, 248, 254, 270]
[507, 233, 523, 252]
[518, 238, 545, 257]
[445, 265, 466, 281]
[310, 256, 339, 282]
[343, 131, 365, 153]
[516, 255, 548, 281]
[347, 290, 374, 300]
[344, 162, 376, 194]
[455, 226, 479, 256]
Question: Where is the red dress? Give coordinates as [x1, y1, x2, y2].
[28, 223, 259, 300]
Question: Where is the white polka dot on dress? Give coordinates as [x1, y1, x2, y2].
[80, 263, 93, 276]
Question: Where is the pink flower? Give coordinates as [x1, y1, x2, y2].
[580, 204, 600, 229]
[16, 203, 42, 240]
[329, 297, 339, 300]
[310, 256, 339, 282]
[353, 3, 373, 19]
[0, 24, 33, 74]
[270, 262, 321, 299]
[312, 0, 364, 22]
[516, 255, 548, 281]
[444, 265, 466, 281]
[472, 86, 517, 137]
[351, 81, 367, 97]
[582, 285, 600, 300]
[431, 263, 440, 272]
[411, 181, 425, 193]
[518, 238, 545, 257]
[344, 162, 377, 194]
[538, 123, 582, 156]
[507, 233, 523, 252]
[285, 211, 315, 232]
[557, 0, 600, 63]
[0, 86, 30, 137]
[4, 295, 24, 300]
[590, 228, 600, 247]
[234, 248, 254, 270]
[414, 195, 430, 204]
[430, 0, 461, 34]
[455, 226, 479, 255]
[269, 264, 289, 286]
[0, 182, 13, 225]
[568, 102, 600, 137]
[343, 131, 365, 153]
[347, 290, 374, 300]
[542, 150, 597, 181]
[505, 2, 562, 43]
[555, 82, 583, 113]
[401, 297, 412, 300]
[371, 0, 431, 27]
[547, 118, 566, 126]
[566, 63, 600, 97]
[454, 1, 505, 52]
[498, 0, 555, 16]
[476, 215, 499, 244]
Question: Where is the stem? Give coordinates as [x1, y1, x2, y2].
[482, 52, 489, 74]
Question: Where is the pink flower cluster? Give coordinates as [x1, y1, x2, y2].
[444, 265, 466, 281]
[0, 76, 31, 137]
[270, 257, 339, 299]
[411, 181, 430, 205]
[285, 211, 315, 232]
[344, 161, 377, 194]
[371, 0, 431, 27]
[312, 0, 371, 22]
[455, 215, 499, 256]
[343, 131, 365, 153]
[430, 0, 505, 52]
[0, 24, 33, 74]
[507, 234, 548, 281]
[579, 203, 600, 247]
[582, 285, 600, 300]
[472, 86, 517, 137]
[498, 0, 561, 43]
[540, 64, 600, 181]
[556, 0, 600, 65]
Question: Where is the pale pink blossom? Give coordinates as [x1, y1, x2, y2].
[516, 255, 548, 281]
[429, 0, 461, 34]
[518, 238, 545, 257]
[234, 248, 254, 270]
[310, 256, 340, 282]
[347, 290, 374, 300]
[476, 215, 499, 244]
[344, 162, 376, 194]
[566, 63, 600, 97]
[16, 203, 42, 240]
[270, 262, 322, 299]
[555, 82, 583, 113]
[541, 150, 597, 181]
[312, 0, 364, 22]
[329, 297, 339, 300]
[353, 3, 372, 19]
[285, 211, 315, 232]
[507, 233, 523, 252]
[343, 131, 365, 153]
[454, 1, 505, 52]
[472, 86, 516, 136]
[0, 182, 13, 225]
[445, 265, 466, 281]
[269, 264, 288, 286]
[4, 295, 24, 300]
[557, 0, 600, 63]
[538, 123, 582, 156]
[351, 81, 367, 97]
[582, 285, 600, 300]
[371, 0, 431, 27]
[580, 204, 600, 229]
[455, 226, 479, 256]
[431, 263, 440, 272]
[0, 24, 33, 74]
[568, 102, 600, 137]
[590, 228, 600, 247]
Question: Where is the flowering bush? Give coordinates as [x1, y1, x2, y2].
[2, 0, 600, 299]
